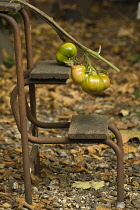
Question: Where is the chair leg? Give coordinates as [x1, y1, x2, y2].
[20, 9, 38, 137]
[105, 139, 125, 208]
[0, 13, 32, 205]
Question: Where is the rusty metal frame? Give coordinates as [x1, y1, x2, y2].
[10, 79, 124, 207]
[0, 10, 32, 204]
[1, 7, 124, 208]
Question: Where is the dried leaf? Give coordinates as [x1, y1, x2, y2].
[91, 180, 105, 190]
[132, 159, 140, 165]
[96, 206, 111, 210]
[91, 154, 102, 161]
[74, 155, 85, 162]
[123, 144, 138, 154]
[72, 180, 105, 190]
[16, 197, 35, 210]
[72, 181, 91, 189]
[120, 130, 140, 143]
[30, 173, 41, 186]
[118, 27, 134, 38]
[63, 97, 76, 106]
[0, 118, 15, 123]
[99, 198, 116, 204]
[73, 165, 91, 174]
[41, 168, 57, 180]
[70, 149, 79, 155]
[119, 109, 129, 117]
[87, 145, 102, 155]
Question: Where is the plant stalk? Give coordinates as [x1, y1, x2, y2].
[10, 0, 120, 72]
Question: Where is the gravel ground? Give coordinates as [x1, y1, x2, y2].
[0, 118, 140, 210]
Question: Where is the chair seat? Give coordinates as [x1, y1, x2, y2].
[68, 114, 108, 139]
[29, 60, 71, 82]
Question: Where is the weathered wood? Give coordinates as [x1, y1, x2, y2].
[29, 60, 71, 80]
[0, 3, 22, 13]
[0, 0, 28, 13]
[68, 114, 108, 139]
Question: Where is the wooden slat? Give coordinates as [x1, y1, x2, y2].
[29, 60, 71, 80]
[68, 114, 108, 140]
[0, 3, 22, 13]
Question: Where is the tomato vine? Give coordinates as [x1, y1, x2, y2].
[10, 0, 121, 73]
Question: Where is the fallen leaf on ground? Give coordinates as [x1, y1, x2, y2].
[87, 145, 102, 155]
[72, 180, 105, 190]
[117, 27, 134, 38]
[0, 118, 15, 123]
[132, 159, 140, 165]
[70, 149, 79, 155]
[74, 155, 85, 162]
[72, 165, 91, 174]
[120, 130, 140, 143]
[41, 168, 57, 180]
[119, 109, 129, 117]
[91, 154, 102, 161]
[96, 207, 111, 210]
[99, 198, 116, 204]
[123, 144, 138, 154]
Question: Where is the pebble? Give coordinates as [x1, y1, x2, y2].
[8, 176, 15, 184]
[98, 163, 109, 168]
[124, 153, 134, 160]
[65, 192, 72, 197]
[43, 177, 51, 186]
[53, 202, 60, 208]
[132, 165, 140, 171]
[110, 190, 117, 196]
[132, 199, 140, 208]
[14, 133, 21, 139]
[12, 181, 19, 190]
[0, 163, 5, 168]
[33, 186, 38, 193]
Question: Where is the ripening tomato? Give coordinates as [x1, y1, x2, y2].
[71, 65, 86, 84]
[81, 74, 105, 94]
[56, 42, 77, 64]
[99, 73, 110, 90]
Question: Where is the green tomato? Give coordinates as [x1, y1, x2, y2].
[56, 42, 77, 64]
[81, 74, 105, 94]
[99, 73, 110, 90]
[71, 65, 86, 84]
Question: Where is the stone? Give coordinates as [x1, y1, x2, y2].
[132, 199, 140, 208]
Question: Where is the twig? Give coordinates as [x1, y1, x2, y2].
[10, 0, 120, 72]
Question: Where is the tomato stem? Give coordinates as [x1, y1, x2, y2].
[84, 53, 99, 75]
[11, 0, 120, 73]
